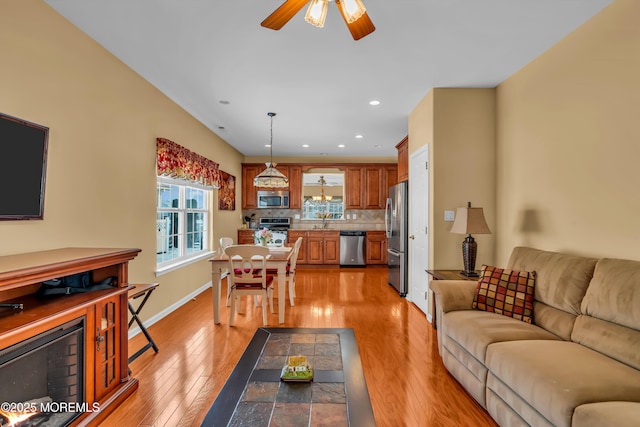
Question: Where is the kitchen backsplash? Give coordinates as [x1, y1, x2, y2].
[243, 209, 385, 231]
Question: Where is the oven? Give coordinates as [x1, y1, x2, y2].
[259, 217, 291, 246]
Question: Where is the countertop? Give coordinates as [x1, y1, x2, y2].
[240, 223, 385, 232]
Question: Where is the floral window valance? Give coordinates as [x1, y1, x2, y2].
[157, 137, 221, 188]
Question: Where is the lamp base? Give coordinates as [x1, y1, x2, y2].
[461, 235, 478, 278]
[459, 270, 479, 277]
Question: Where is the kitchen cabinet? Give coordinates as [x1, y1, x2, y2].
[364, 167, 383, 209]
[346, 164, 398, 209]
[288, 165, 302, 209]
[345, 167, 364, 209]
[396, 136, 408, 182]
[385, 165, 398, 200]
[237, 229, 255, 244]
[242, 163, 397, 211]
[306, 230, 340, 265]
[241, 165, 261, 209]
[241, 164, 302, 209]
[366, 231, 388, 265]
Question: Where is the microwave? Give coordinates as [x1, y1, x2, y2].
[257, 190, 289, 209]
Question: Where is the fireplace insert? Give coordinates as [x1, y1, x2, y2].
[0, 318, 85, 426]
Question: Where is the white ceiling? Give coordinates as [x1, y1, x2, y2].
[45, 0, 612, 158]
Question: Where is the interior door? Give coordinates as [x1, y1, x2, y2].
[408, 145, 430, 318]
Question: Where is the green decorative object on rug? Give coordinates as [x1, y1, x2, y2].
[281, 355, 314, 382]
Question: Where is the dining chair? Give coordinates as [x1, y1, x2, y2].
[286, 237, 303, 306]
[224, 245, 274, 326]
[219, 237, 234, 306]
[267, 236, 303, 306]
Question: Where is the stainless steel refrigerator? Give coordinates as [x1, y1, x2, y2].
[385, 181, 408, 296]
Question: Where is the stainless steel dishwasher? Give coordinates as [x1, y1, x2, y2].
[339, 231, 366, 266]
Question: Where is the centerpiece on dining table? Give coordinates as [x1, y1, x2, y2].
[254, 228, 273, 246]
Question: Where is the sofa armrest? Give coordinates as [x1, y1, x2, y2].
[430, 280, 477, 357]
[430, 280, 477, 313]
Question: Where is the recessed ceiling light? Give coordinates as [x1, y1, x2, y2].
[369, 100, 380, 106]
[355, 135, 363, 139]
[338, 144, 345, 148]
[265, 144, 271, 148]
[217, 126, 225, 130]
[302, 144, 310, 148]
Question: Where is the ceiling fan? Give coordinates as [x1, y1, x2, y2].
[261, 0, 376, 41]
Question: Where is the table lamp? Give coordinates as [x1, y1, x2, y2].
[450, 202, 491, 277]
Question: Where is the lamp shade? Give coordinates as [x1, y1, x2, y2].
[450, 207, 491, 235]
[254, 162, 289, 188]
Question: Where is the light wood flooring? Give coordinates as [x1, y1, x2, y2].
[103, 266, 497, 427]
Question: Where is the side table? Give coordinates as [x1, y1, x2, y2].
[426, 270, 479, 329]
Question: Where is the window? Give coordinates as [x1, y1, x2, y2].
[156, 177, 210, 269]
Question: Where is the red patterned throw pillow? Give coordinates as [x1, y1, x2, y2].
[472, 265, 536, 323]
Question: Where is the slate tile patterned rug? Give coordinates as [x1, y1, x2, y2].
[201, 328, 376, 427]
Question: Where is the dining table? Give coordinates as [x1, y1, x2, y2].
[208, 245, 293, 324]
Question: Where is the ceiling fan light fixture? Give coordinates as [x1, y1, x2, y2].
[340, 0, 366, 24]
[305, 0, 329, 28]
[254, 112, 289, 189]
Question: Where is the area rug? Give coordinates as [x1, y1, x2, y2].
[201, 327, 376, 427]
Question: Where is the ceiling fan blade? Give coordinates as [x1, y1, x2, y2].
[334, 1, 375, 40]
[346, 12, 375, 40]
[261, 0, 310, 30]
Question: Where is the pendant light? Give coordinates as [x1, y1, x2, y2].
[254, 112, 289, 188]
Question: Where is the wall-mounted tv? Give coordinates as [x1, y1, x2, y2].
[0, 113, 49, 220]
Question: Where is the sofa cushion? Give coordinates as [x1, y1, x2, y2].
[486, 340, 640, 427]
[580, 258, 640, 330]
[572, 258, 640, 370]
[473, 265, 536, 323]
[443, 310, 560, 365]
[573, 402, 640, 427]
[507, 247, 597, 339]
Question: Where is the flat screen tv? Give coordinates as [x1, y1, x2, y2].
[0, 113, 49, 220]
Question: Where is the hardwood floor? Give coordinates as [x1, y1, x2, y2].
[103, 267, 497, 427]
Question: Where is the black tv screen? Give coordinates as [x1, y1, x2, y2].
[0, 113, 49, 220]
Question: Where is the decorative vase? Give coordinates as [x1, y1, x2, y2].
[260, 237, 267, 246]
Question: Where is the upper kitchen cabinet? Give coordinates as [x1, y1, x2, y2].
[396, 136, 408, 182]
[243, 163, 396, 211]
[241, 164, 302, 209]
[242, 164, 261, 209]
[345, 167, 363, 210]
[346, 164, 398, 209]
[287, 166, 302, 209]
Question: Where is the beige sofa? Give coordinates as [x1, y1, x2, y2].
[430, 247, 640, 427]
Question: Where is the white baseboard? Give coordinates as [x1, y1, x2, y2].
[128, 281, 212, 340]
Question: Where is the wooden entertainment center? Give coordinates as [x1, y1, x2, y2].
[0, 247, 141, 426]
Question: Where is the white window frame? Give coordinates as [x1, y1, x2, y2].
[156, 176, 213, 275]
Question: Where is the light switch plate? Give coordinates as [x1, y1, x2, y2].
[444, 210, 455, 222]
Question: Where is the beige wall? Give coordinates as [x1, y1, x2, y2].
[409, 89, 496, 269]
[1, 0, 244, 321]
[409, 0, 639, 267]
[495, 0, 640, 263]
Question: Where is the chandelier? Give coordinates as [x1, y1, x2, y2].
[254, 112, 289, 188]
